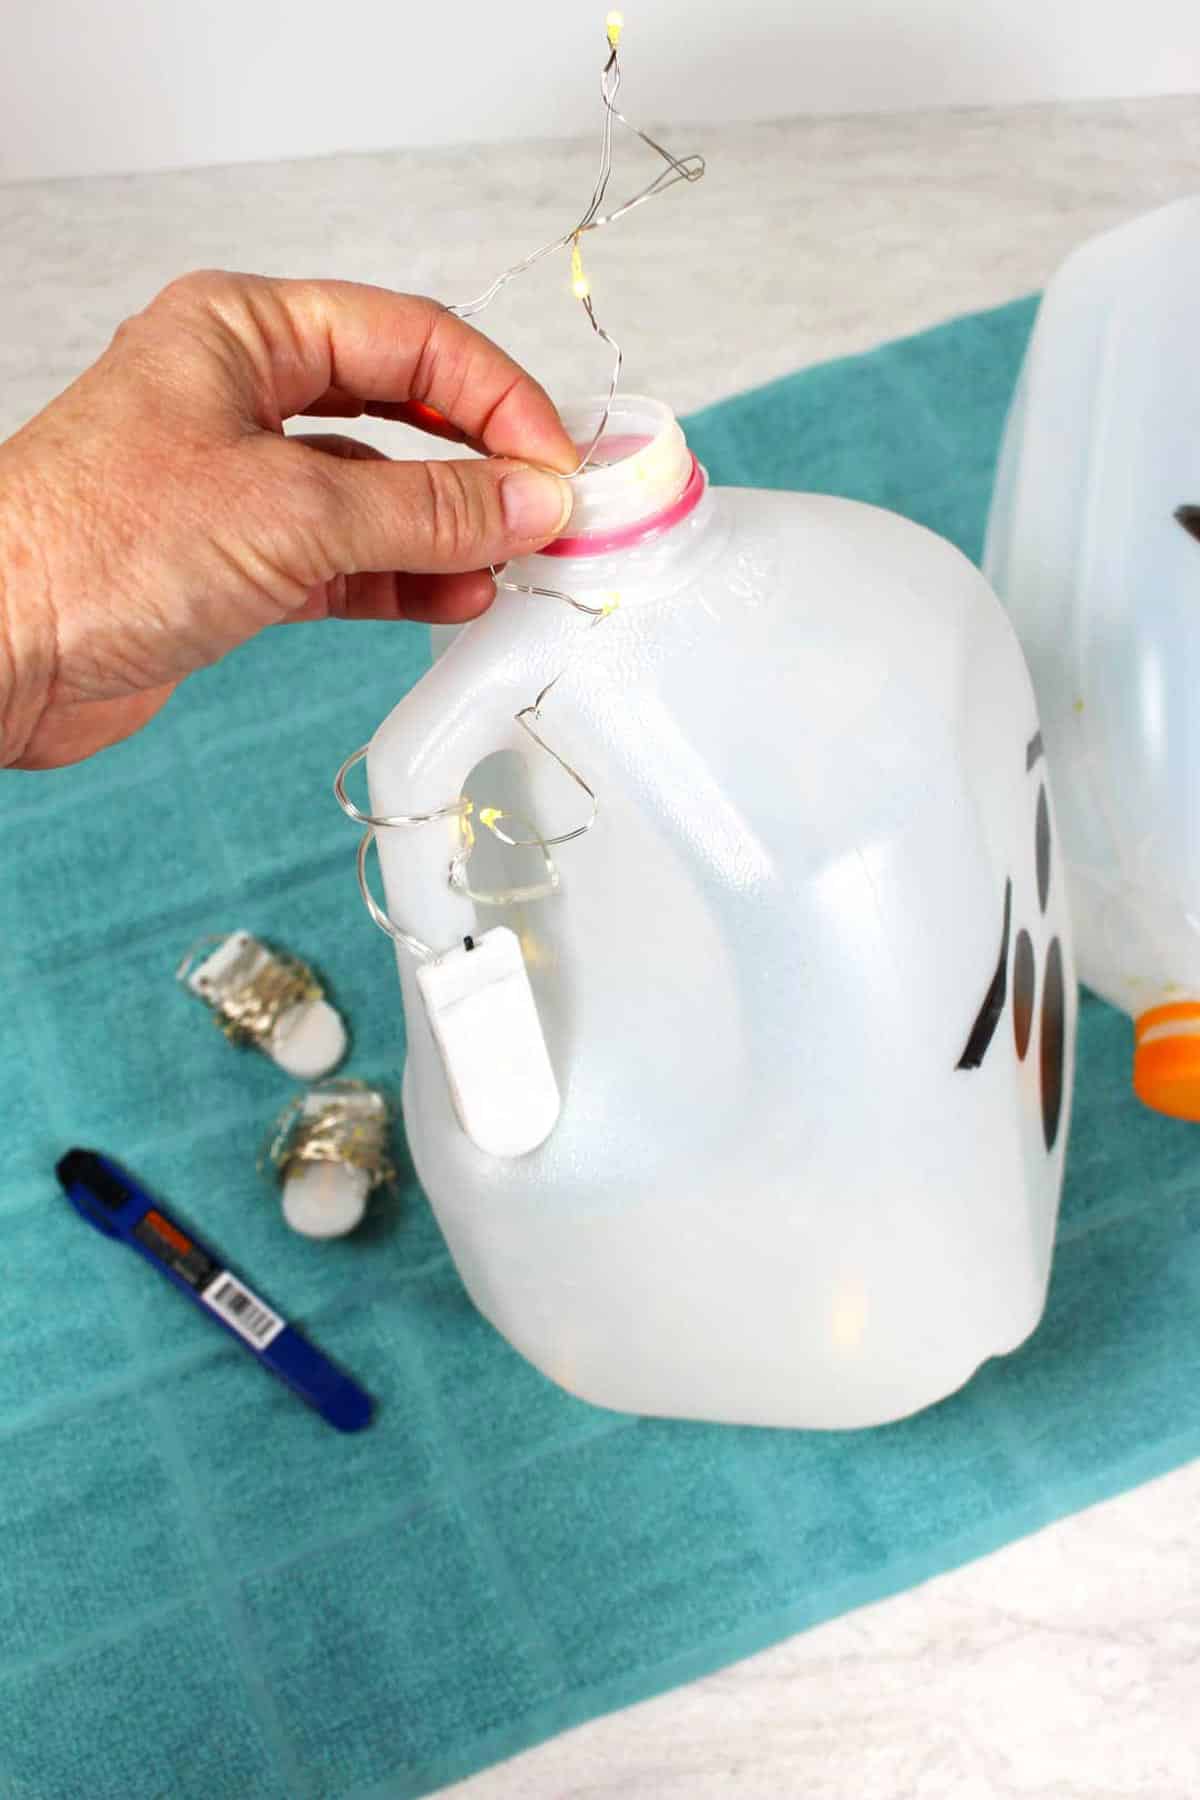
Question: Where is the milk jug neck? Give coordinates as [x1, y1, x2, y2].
[542, 394, 706, 571]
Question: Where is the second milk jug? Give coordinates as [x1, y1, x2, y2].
[986, 197, 1200, 1120]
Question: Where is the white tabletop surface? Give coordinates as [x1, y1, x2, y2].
[3, 92, 1200, 1800]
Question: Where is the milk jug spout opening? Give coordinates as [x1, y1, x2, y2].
[550, 394, 696, 547]
[1133, 1004, 1200, 1121]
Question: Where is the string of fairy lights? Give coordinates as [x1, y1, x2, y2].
[336, 12, 706, 957]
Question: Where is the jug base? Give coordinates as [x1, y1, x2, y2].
[496, 1307, 1048, 1432]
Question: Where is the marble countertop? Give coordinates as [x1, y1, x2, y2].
[4, 91, 1200, 1799]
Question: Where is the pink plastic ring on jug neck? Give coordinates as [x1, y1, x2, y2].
[539, 395, 704, 560]
[541, 454, 706, 558]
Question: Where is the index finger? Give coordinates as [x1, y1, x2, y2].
[196, 274, 577, 474]
[299, 389, 490, 456]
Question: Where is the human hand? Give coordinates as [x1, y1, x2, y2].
[0, 271, 577, 770]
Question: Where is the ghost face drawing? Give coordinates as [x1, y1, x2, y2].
[957, 729, 1072, 1156]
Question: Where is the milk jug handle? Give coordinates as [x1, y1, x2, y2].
[363, 644, 532, 961]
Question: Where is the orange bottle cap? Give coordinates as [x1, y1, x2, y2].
[1133, 1003, 1200, 1121]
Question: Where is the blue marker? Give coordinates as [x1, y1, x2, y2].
[56, 1148, 372, 1433]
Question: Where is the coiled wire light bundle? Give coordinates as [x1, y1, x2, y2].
[336, 12, 705, 960]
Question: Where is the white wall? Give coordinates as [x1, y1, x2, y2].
[1, 0, 1198, 184]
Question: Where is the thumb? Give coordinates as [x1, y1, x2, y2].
[295, 443, 574, 576]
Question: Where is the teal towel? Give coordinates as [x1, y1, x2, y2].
[4, 296, 1197, 1800]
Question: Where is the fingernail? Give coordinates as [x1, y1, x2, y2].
[501, 468, 572, 540]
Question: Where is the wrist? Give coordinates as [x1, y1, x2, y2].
[0, 457, 58, 769]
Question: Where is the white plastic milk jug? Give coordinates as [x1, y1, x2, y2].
[985, 197, 1200, 1121]
[348, 395, 1076, 1428]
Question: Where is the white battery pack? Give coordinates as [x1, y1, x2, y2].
[416, 927, 560, 1157]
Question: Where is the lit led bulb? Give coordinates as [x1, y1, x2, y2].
[606, 10, 624, 49]
[570, 239, 590, 301]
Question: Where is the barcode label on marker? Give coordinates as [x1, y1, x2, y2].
[201, 1273, 285, 1350]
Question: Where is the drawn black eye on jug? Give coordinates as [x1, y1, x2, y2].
[956, 730, 1065, 1152]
